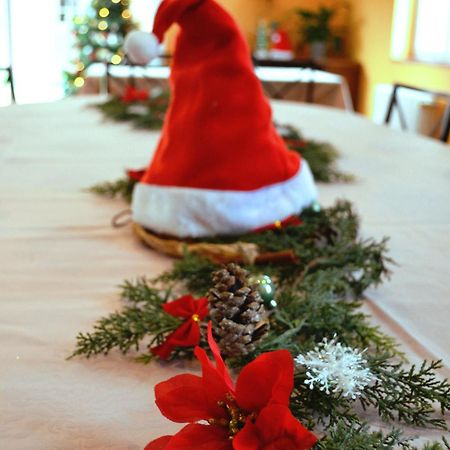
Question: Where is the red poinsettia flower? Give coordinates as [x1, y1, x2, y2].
[126, 168, 146, 182]
[151, 295, 209, 360]
[121, 85, 150, 103]
[145, 323, 317, 450]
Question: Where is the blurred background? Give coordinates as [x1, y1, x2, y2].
[0, 0, 449, 131]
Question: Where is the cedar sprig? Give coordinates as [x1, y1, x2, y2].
[69, 279, 181, 359]
[276, 122, 353, 183]
[291, 356, 450, 431]
[88, 177, 137, 203]
[95, 91, 169, 129]
[363, 356, 450, 430]
[315, 421, 450, 450]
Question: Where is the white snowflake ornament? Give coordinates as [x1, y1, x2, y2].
[295, 337, 376, 399]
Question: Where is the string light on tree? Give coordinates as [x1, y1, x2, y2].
[68, 0, 137, 92]
[99, 7, 110, 17]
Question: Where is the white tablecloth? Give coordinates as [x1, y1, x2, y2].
[0, 97, 449, 449]
[83, 63, 353, 110]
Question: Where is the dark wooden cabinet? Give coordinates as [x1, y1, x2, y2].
[321, 58, 362, 110]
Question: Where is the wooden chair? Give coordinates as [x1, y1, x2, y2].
[0, 66, 16, 103]
[384, 83, 450, 142]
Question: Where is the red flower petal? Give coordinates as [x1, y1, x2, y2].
[163, 295, 208, 319]
[194, 346, 233, 419]
[151, 340, 175, 360]
[151, 321, 200, 360]
[233, 405, 317, 450]
[235, 350, 293, 413]
[196, 297, 209, 320]
[155, 374, 213, 422]
[165, 424, 232, 450]
[206, 322, 234, 391]
[144, 435, 172, 450]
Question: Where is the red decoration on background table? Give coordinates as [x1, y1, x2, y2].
[284, 139, 306, 148]
[145, 323, 317, 449]
[127, 169, 146, 182]
[150, 295, 208, 360]
[121, 85, 150, 103]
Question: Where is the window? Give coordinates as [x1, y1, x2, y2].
[414, 0, 450, 64]
[391, 0, 450, 65]
[0, 0, 160, 105]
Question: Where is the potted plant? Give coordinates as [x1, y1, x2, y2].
[297, 6, 335, 60]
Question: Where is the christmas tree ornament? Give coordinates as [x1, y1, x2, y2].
[248, 274, 277, 309]
[312, 200, 321, 213]
[123, 30, 160, 65]
[208, 264, 269, 357]
[131, 0, 317, 239]
[295, 337, 376, 399]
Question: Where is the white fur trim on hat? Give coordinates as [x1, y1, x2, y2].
[132, 161, 318, 238]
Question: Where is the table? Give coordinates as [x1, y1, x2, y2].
[81, 63, 353, 110]
[0, 97, 449, 449]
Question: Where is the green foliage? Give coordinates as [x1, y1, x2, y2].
[70, 269, 450, 434]
[363, 357, 450, 429]
[315, 422, 450, 450]
[88, 176, 137, 202]
[160, 201, 392, 299]
[277, 123, 352, 182]
[95, 90, 170, 129]
[297, 6, 335, 43]
[69, 279, 180, 359]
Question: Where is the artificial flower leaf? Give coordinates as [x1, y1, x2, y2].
[194, 346, 232, 419]
[235, 349, 293, 413]
[163, 295, 208, 319]
[206, 322, 234, 390]
[155, 373, 212, 422]
[234, 405, 317, 450]
[164, 424, 232, 450]
[144, 435, 172, 450]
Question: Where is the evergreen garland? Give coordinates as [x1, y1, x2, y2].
[70, 269, 450, 445]
[70, 205, 450, 445]
[95, 89, 170, 129]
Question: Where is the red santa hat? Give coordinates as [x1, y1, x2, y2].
[132, 0, 317, 238]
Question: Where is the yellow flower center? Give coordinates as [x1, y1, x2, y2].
[191, 314, 200, 322]
[207, 394, 255, 438]
[274, 220, 282, 229]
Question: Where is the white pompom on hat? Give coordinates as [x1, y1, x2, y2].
[124, 30, 160, 65]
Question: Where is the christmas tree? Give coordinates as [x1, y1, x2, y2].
[67, 0, 137, 91]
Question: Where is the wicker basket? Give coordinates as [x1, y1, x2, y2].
[133, 223, 298, 265]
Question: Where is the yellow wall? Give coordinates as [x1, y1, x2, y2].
[347, 0, 450, 114]
[168, 0, 450, 116]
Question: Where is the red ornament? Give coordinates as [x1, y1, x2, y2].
[145, 323, 317, 449]
[150, 295, 209, 360]
[254, 215, 303, 233]
[121, 85, 150, 103]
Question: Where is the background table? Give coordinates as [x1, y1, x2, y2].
[0, 97, 449, 449]
[81, 64, 353, 110]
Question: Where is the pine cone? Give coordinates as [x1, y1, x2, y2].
[208, 263, 269, 357]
